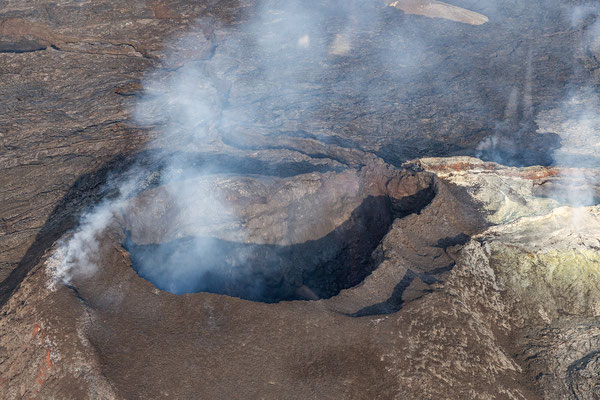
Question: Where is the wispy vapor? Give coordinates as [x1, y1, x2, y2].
[533, 5, 600, 223]
[47, 0, 503, 294]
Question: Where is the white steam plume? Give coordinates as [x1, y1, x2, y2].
[47, 0, 498, 291]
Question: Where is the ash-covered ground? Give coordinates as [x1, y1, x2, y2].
[2, 0, 600, 399]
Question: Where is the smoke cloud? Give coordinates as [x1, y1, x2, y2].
[527, 4, 600, 229]
[43, 0, 395, 291]
[46, 171, 143, 289]
[50, 0, 594, 296]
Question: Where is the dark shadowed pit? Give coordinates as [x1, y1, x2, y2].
[122, 182, 436, 303]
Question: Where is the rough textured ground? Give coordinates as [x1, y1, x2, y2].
[2, 156, 600, 399]
[2, 0, 595, 295]
[2, 0, 600, 398]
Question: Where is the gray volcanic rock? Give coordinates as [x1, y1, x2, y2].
[2, 0, 600, 399]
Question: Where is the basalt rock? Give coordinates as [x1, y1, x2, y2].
[2, 0, 600, 399]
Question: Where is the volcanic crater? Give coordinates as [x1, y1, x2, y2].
[116, 156, 437, 303]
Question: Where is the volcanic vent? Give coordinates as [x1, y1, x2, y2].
[118, 160, 435, 303]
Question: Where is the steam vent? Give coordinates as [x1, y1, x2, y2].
[4, 0, 600, 399]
